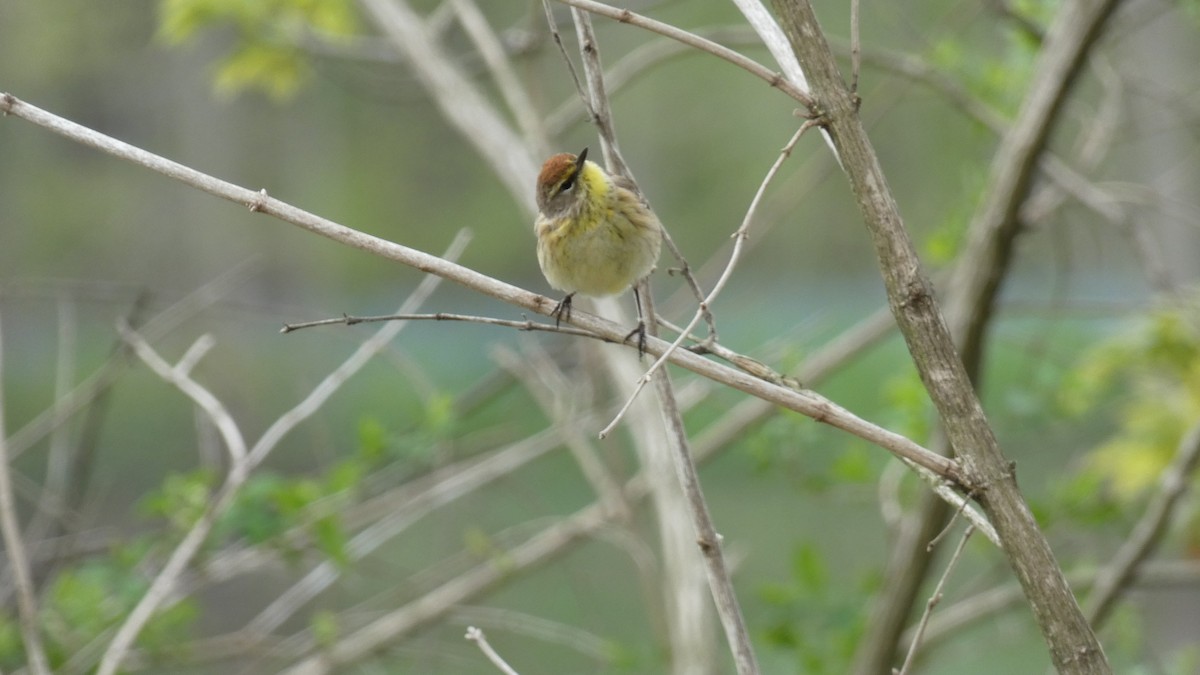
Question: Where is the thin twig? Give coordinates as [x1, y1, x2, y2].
[568, 11, 758, 672]
[556, 0, 815, 111]
[1, 93, 977, 502]
[850, 0, 861, 94]
[359, 0, 538, 210]
[645, 294, 761, 675]
[541, 0, 591, 119]
[556, 8, 721, 343]
[926, 488, 977, 552]
[896, 525, 975, 675]
[0, 312, 52, 675]
[569, 8, 631, 179]
[600, 121, 816, 438]
[90, 232, 470, 675]
[466, 626, 521, 675]
[492, 343, 629, 519]
[282, 311, 598, 340]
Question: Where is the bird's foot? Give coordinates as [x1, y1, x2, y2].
[623, 320, 648, 358]
[551, 293, 575, 327]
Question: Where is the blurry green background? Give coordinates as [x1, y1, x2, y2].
[2, 0, 1200, 673]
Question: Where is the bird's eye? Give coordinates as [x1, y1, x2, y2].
[559, 172, 577, 193]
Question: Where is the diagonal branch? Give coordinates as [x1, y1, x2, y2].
[0, 313, 52, 675]
[767, 1, 1115, 673]
[0, 91, 991, 527]
[89, 231, 469, 675]
[556, 0, 815, 111]
[853, 0, 1125, 666]
[1083, 417, 1200, 626]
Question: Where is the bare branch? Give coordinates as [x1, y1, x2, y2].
[568, 11, 757, 671]
[450, 0, 551, 157]
[358, 0, 538, 209]
[555, 0, 815, 111]
[89, 231, 469, 675]
[768, 1, 1116, 672]
[728, 0, 808, 91]
[896, 525, 974, 675]
[0, 92, 978, 515]
[0, 312, 52, 675]
[466, 626, 521, 675]
[603, 121, 817, 437]
[97, 325, 249, 675]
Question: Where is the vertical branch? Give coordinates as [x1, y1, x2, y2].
[92, 234, 470, 675]
[645, 288, 760, 675]
[854, 0, 1122, 668]
[569, 8, 632, 179]
[768, 1, 1112, 673]
[358, 0, 538, 210]
[567, 11, 759, 674]
[449, 0, 551, 158]
[603, 325, 716, 674]
[944, 0, 1122, 372]
[0, 312, 54, 675]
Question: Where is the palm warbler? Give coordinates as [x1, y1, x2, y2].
[534, 147, 663, 352]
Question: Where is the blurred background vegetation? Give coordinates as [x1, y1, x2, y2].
[2, 0, 1200, 673]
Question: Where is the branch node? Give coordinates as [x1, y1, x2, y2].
[247, 188, 269, 213]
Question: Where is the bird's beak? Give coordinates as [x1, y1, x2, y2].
[575, 147, 589, 173]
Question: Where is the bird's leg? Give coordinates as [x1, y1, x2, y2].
[551, 292, 575, 327]
[623, 285, 648, 358]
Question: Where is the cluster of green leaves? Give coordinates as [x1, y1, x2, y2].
[1060, 307, 1200, 499]
[0, 541, 197, 670]
[158, 0, 358, 98]
[1045, 304, 1200, 543]
[8, 392, 461, 670]
[760, 542, 870, 674]
[742, 412, 877, 492]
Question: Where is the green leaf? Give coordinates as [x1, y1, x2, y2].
[790, 543, 827, 594]
[311, 610, 340, 649]
[313, 515, 350, 567]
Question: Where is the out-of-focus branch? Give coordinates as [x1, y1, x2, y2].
[449, 0, 551, 158]
[729, 0, 807, 91]
[943, 0, 1123, 372]
[911, 560, 1200, 653]
[1084, 418, 1200, 626]
[358, 0, 538, 210]
[570, 10, 754, 671]
[89, 232, 468, 675]
[96, 328, 249, 675]
[0, 313, 52, 675]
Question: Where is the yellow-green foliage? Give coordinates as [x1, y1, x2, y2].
[158, 0, 358, 99]
[1061, 305, 1200, 499]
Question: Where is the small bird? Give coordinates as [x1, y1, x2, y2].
[534, 147, 663, 353]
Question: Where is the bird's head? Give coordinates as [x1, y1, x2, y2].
[535, 147, 595, 218]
